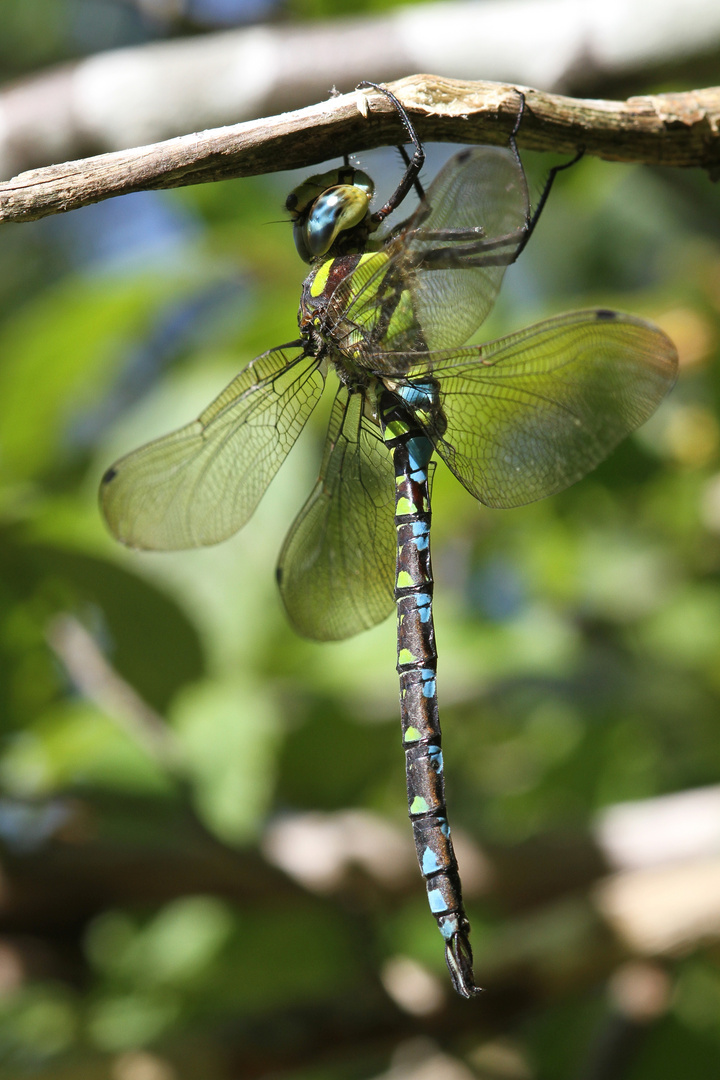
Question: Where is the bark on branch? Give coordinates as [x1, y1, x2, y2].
[1, 74, 719, 225]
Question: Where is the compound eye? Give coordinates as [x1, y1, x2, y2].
[292, 220, 312, 263]
[302, 185, 370, 258]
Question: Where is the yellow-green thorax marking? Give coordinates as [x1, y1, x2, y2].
[300, 250, 419, 379]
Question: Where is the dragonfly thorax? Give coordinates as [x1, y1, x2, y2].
[298, 250, 423, 387]
[287, 167, 376, 263]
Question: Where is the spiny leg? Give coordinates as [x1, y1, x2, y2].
[406, 91, 582, 270]
[509, 91, 584, 262]
[398, 143, 427, 204]
[356, 81, 425, 225]
[379, 383, 481, 999]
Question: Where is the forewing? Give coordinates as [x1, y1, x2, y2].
[420, 310, 678, 508]
[393, 146, 529, 350]
[277, 386, 396, 641]
[335, 147, 530, 369]
[100, 345, 324, 549]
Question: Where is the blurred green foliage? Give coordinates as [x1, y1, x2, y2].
[2, 3, 720, 1079]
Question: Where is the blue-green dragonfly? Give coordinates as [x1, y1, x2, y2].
[101, 83, 678, 998]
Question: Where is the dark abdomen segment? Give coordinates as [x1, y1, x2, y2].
[379, 385, 480, 999]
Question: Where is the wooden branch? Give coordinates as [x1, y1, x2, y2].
[2, 74, 720, 225]
[3, 0, 720, 178]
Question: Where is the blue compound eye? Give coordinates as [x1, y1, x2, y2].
[302, 185, 371, 258]
[287, 168, 375, 262]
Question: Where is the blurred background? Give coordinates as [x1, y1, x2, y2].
[2, 1, 720, 1078]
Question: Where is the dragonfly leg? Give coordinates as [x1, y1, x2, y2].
[356, 82, 426, 225]
[415, 227, 528, 270]
[513, 146, 585, 261]
[398, 143, 427, 203]
[406, 141, 584, 270]
[509, 90, 585, 261]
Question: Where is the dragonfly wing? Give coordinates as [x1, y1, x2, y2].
[397, 146, 529, 350]
[277, 386, 396, 641]
[336, 147, 529, 368]
[100, 345, 325, 549]
[421, 310, 678, 508]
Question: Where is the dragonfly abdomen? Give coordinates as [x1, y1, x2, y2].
[380, 387, 481, 999]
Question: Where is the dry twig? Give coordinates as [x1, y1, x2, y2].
[1, 75, 719, 225]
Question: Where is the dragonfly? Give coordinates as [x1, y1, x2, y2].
[100, 82, 678, 998]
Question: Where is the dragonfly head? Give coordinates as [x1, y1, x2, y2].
[286, 167, 375, 263]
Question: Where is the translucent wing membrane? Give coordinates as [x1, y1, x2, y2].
[330, 148, 529, 373]
[401, 147, 529, 350]
[101, 345, 324, 549]
[277, 387, 396, 641]
[412, 310, 678, 508]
